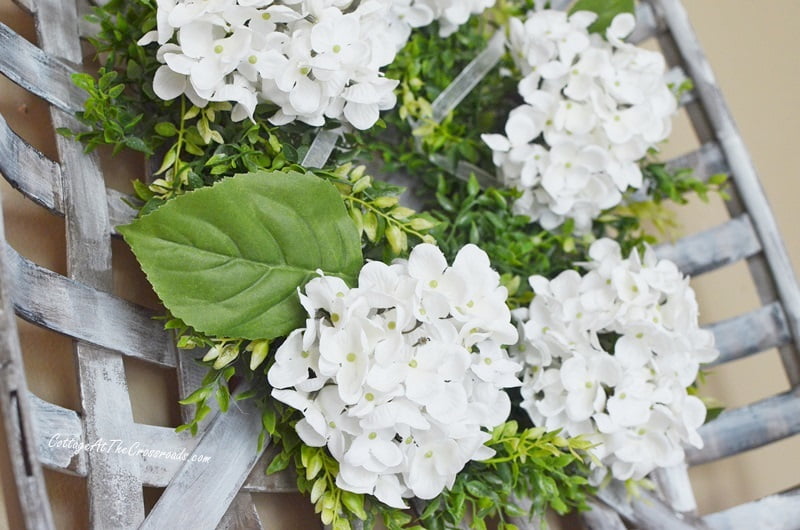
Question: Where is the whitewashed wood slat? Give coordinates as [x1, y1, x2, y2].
[29, 392, 86, 475]
[5, 244, 176, 367]
[703, 489, 800, 530]
[0, 22, 83, 114]
[140, 398, 267, 530]
[596, 483, 709, 530]
[628, 2, 661, 44]
[29, 392, 297, 494]
[0, 112, 137, 228]
[687, 391, 800, 466]
[652, 464, 698, 515]
[35, 0, 147, 525]
[0, 190, 56, 529]
[665, 142, 728, 182]
[652, 0, 800, 384]
[106, 188, 139, 232]
[217, 493, 264, 530]
[11, 0, 36, 14]
[705, 302, 791, 366]
[580, 500, 628, 530]
[654, 214, 761, 276]
[0, 113, 64, 213]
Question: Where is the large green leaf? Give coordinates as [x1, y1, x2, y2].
[119, 170, 363, 340]
[570, 0, 635, 35]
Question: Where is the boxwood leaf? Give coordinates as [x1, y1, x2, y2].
[118, 170, 363, 339]
[569, 0, 635, 35]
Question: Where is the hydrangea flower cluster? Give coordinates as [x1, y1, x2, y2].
[513, 239, 718, 481]
[268, 243, 520, 507]
[482, 11, 678, 234]
[393, 0, 497, 38]
[139, 0, 494, 129]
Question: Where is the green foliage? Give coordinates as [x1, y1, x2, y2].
[416, 421, 594, 530]
[119, 170, 363, 340]
[315, 163, 438, 260]
[569, 0, 636, 34]
[61, 0, 164, 154]
[60, 70, 151, 154]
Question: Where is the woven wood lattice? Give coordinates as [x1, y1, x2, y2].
[0, 1, 799, 529]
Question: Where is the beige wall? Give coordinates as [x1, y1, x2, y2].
[0, 0, 798, 528]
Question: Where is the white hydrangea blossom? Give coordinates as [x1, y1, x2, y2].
[482, 11, 678, 234]
[268, 243, 520, 507]
[140, 0, 494, 129]
[512, 239, 718, 482]
[392, 0, 497, 37]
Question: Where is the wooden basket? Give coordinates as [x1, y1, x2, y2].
[1, 0, 799, 528]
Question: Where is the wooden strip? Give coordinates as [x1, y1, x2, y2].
[140, 399, 267, 530]
[0, 23, 83, 114]
[703, 488, 800, 530]
[628, 2, 661, 44]
[687, 392, 800, 466]
[36, 0, 147, 524]
[30, 394, 297, 492]
[705, 303, 791, 366]
[654, 214, 761, 276]
[596, 482, 710, 529]
[654, 0, 800, 384]
[0, 194, 56, 529]
[0, 113, 63, 214]
[218, 493, 264, 530]
[11, 0, 36, 14]
[665, 142, 728, 182]
[6, 244, 176, 367]
[243, 448, 298, 493]
[106, 189, 138, 232]
[29, 392, 86, 476]
[430, 30, 505, 125]
[651, 464, 698, 514]
[580, 500, 627, 530]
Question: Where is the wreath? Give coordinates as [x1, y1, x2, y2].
[65, 0, 726, 528]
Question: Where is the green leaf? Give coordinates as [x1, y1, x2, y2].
[267, 450, 292, 474]
[570, 0, 635, 34]
[341, 491, 367, 520]
[118, 170, 363, 339]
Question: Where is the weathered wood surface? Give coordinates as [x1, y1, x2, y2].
[0, 22, 83, 113]
[34, 0, 147, 526]
[140, 398, 267, 530]
[0, 184, 55, 530]
[652, 464, 698, 515]
[703, 488, 800, 530]
[596, 483, 709, 530]
[653, 0, 800, 384]
[0, 113, 63, 214]
[665, 142, 728, 182]
[654, 214, 761, 276]
[687, 391, 800, 466]
[705, 302, 791, 366]
[6, 244, 175, 367]
[580, 500, 628, 530]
